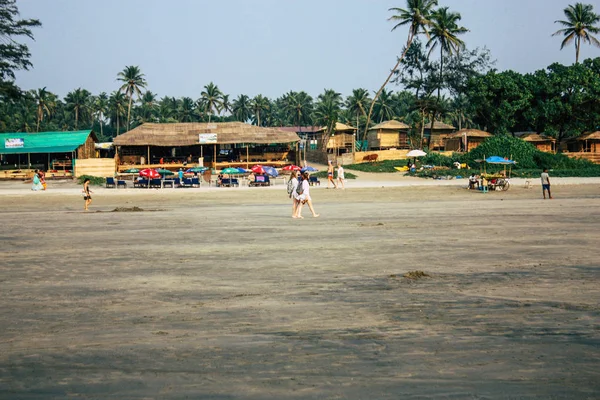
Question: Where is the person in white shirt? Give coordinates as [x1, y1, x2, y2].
[337, 164, 345, 189]
[294, 171, 319, 219]
[541, 168, 552, 199]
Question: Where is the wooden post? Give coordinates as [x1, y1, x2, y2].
[147, 146, 150, 165]
[214, 145, 217, 170]
[246, 145, 249, 169]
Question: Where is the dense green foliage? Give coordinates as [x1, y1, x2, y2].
[311, 171, 357, 180]
[76, 175, 105, 186]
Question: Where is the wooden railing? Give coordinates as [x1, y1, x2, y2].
[563, 152, 600, 164]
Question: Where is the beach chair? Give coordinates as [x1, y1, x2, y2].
[136, 178, 149, 188]
[191, 177, 200, 187]
[173, 177, 181, 187]
[182, 178, 193, 188]
[106, 177, 116, 188]
[117, 179, 127, 188]
[309, 176, 320, 186]
[150, 178, 162, 188]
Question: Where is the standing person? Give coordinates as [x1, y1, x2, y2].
[541, 168, 552, 199]
[294, 171, 319, 218]
[337, 164, 345, 189]
[287, 170, 300, 218]
[178, 168, 184, 184]
[82, 178, 93, 211]
[327, 160, 337, 189]
[31, 169, 43, 191]
[38, 169, 47, 190]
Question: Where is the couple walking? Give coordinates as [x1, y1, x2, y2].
[288, 170, 319, 219]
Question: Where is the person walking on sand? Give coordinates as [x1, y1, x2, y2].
[327, 160, 337, 189]
[541, 168, 552, 199]
[82, 178, 93, 211]
[288, 170, 300, 218]
[294, 171, 319, 219]
[337, 163, 345, 189]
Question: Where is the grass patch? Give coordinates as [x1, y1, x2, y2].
[312, 171, 357, 179]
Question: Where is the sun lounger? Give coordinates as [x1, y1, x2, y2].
[117, 179, 127, 188]
[220, 178, 239, 187]
[134, 178, 149, 188]
[191, 177, 200, 187]
[309, 176, 320, 186]
[150, 178, 162, 188]
[106, 177, 116, 188]
[249, 174, 270, 187]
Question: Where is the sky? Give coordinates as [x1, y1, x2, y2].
[13, 0, 600, 100]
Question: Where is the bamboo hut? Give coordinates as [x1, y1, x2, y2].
[514, 132, 556, 153]
[112, 122, 300, 170]
[367, 120, 410, 150]
[316, 122, 357, 154]
[424, 121, 456, 150]
[564, 131, 600, 164]
[445, 129, 493, 152]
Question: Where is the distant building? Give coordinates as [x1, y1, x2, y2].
[513, 132, 556, 153]
[367, 120, 411, 150]
[423, 121, 456, 150]
[445, 129, 492, 152]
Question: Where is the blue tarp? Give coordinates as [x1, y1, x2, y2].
[485, 156, 516, 164]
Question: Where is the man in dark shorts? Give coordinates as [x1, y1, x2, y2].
[327, 160, 337, 189]
[541, 168, 552, 199]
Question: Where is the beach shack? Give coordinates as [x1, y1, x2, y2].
[367, 120, 411, 150]
[564, 131, 600, 164]
[0, 130, 100, 179]
[423, 121, 456, 150]
[317, 122, 357, 155]
[445, 129, 493, 152]
[113, 122, 300, 171]
[514, 132, 556, 153]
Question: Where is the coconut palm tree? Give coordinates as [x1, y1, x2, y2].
[200, 82, 223, 122]
[251, 94, 270, 126]
[283, 91, 314, 132]
[219, 93, 232, 117]
[373, 89, 396, 123]
[363, 0, 438, 140]
[92, 92, 108, 137]
[137, 91, 158, 123]
[117, 65, 147, 131]
[64, 88, 91, 130]
[426, 7, 467, 100]
[33, 87, 55, 132]
[177, 97, 197, 122]
[159, 96, 179, 122]
[553, 3, 600, 63]
[108, 91, 127, 137]
[232, 94, 252, 122]
[345, 88, 370, 135]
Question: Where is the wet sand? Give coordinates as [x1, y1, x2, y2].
[1, 181, 599, 399]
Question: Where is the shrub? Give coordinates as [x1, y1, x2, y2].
[76, 175, 106, 186]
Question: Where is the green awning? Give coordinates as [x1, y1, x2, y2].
[0, 130, 93, 154]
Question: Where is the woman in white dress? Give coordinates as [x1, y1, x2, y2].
[289, 170, 300, 218]
[294, 171, 319, 219]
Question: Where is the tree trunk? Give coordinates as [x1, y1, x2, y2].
[100, 113, 104, 137]
[438, 46, 443, 101]
[576, 36, 580, 64]
[363, 31, 415, 141]
[420, 110, 426, 148]
[126, 92, 133, 132]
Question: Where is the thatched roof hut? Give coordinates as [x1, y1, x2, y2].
[113, 122, 300, 146]
[370, 120, 410, 130]
[424, 121, 456, 150]
[514, 132, 556, 152]
[445, 129, 492, 152]
[316, 122, 357, 134]
[367, 120, 411, 150]
[576, 131, 600, 141]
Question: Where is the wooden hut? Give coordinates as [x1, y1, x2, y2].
[112, 122, 300, 170]
[445, 129, 492, 152]
[367, 120, 410, 150]
[424, 121, 456, 150]
[514, 132, 556, 153]
[317, 122, 357, 154]
[564, 131, 600, 164]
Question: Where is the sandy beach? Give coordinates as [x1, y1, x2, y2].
[0, 174, 599, 399]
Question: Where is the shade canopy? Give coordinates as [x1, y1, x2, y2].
[113, 122, 300, 147]
[485, 156, 516, 165]
[407, 149, 427, 157]
[0, 130, 96, 154]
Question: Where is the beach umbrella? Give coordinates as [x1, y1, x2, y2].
[282, 165, 301, 171]
[156, 168, 175, 176]
[186, 166, 207, 173]
[236, 167, 248, 173]
[407, 149, 427, 157]
[301, 165, 318, 172]
[485, 156, 516, 165]
[139, 168, 160, 178]
[221, 167, 240, 174]
[123, 168, 139, 173]
[263, 166, 278, 177]
[251, 165, 265, 174]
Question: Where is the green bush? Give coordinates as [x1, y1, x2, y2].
[467, 135, 538, 169]
[76, 175, 106, 186]
[312, 171, 357, 179]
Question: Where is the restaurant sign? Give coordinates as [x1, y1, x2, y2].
[198, 133, 217, 144]
[5, 138, 24, 148]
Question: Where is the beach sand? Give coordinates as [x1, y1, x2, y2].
[0, 176, 599, 398]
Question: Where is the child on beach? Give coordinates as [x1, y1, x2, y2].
[83, 178, 93, 211]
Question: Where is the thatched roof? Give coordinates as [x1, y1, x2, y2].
[429, 121, 455, 130]
[576, 131, 600, 141]
[316, 122, 357, 133]
[517, 132, 556, 142]
[448, 129, 493, 138]
[113, 122, 300, 147]
[370, 120, 410, 131]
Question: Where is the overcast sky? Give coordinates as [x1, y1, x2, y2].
[14, 0, 600, 100]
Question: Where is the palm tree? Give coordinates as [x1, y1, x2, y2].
[200, 82, 223, 122]
[232, 94, 252, 122]
[313, 98, 342, 150]
[345, 88, 370, 135]
[92, 92, 109, 137]
[117, 65, 147, 131]
[33, 87, 55, 132]
[283, 91, 314, 132]
[137, 91, 158, 123]
[363, 0, 438, 140]
[159, 96, 179, 122]
[251, 95, 270, 126]
[177, 97, 197, 122]
[426, 7, 467, 100]
[64, 88, 91, 130]
[373, 89, 396, 123]
[553, 3, 600, 63]
[108, 91, 127, 137]
[219, 93, 232, 117]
